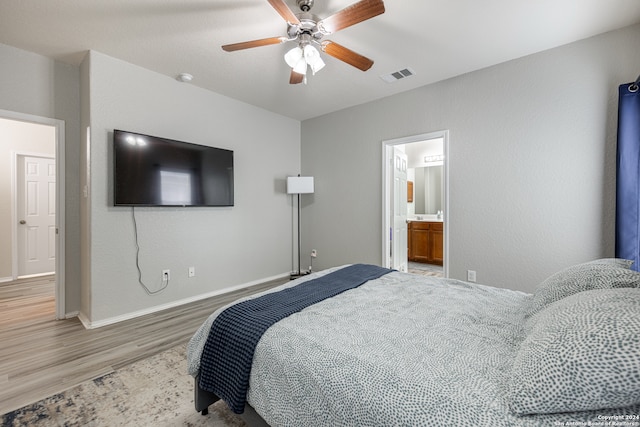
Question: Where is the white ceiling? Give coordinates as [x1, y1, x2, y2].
[1, 0, 639, 121]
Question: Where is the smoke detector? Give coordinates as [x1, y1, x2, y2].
[176, 73, 194, 83]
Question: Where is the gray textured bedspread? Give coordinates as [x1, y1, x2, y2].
[247, 271, 530, 426]
[188, 267, 639, 426]
[198, 264, 392, 414]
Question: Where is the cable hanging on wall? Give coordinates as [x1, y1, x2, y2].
[131, 207, 169, 295]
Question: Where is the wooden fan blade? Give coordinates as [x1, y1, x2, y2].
[222, 37, 287, 52]
[322, 41, 374, 71]
[318, 0, 384, 34]
[267, 0, 301, 25]
[289, 70, 305, 84]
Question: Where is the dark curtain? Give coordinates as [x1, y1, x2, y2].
[616, 79, 640, 271]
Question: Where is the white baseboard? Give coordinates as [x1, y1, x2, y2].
[0, 273, 54, 283]
[80, 272, 290, 329]
[64, 310, 79, 319]
[18, 272, 55, 279]
[77, 311, 91, 329]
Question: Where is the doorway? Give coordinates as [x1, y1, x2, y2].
[1, 110, 65, 319]
[382, 130, 449, 277]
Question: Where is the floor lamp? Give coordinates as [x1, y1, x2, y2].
[287, 176, 314, 279]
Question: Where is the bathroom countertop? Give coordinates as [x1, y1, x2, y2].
[409, 216, 443, 222]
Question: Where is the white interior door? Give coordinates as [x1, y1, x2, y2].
[392, 147, 408, 272]
[17, 155, 56, 276]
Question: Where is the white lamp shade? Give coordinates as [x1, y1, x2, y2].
[285, 47, 307, 75]
[287, 176, 314, 194]
[284, 47, 303, 68]
[309, 57, 325, 74]
[292, 57, 308, 75]
[303, 45, 325, 74]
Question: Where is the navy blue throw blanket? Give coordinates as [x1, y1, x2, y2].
[198, 264, 393, 414]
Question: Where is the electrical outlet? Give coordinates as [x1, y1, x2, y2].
[188, 266, 195, 278]
[162, 269, 170, 281]
[311, 249, 317, 258]
[467, 270, 476, 283]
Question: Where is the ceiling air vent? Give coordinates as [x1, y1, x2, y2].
[380, 67, 415, 83]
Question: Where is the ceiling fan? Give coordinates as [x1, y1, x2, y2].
[222, 0, 385, 84]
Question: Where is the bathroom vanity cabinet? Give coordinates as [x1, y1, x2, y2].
[408, 221, 443, 265]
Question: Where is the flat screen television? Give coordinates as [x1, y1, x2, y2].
[113, 130, 234, 207]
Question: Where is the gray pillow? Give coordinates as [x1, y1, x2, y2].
[509, 288, 640, 415]
[524, 258, 638, 319]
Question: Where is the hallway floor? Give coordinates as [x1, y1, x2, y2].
[408, 262, 443, 277]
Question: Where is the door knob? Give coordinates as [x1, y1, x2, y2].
[19, 220, 26, 224]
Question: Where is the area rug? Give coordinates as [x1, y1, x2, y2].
[0, 344, 246, 427]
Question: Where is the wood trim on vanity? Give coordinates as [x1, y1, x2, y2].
[408, 221, 443, 265]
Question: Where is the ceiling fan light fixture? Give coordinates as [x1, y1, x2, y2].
[285, 44, 325, 76]
[303, 44, 325, 74]
[284, 46, 303, 68]
[309, 56, 325, 74]
[293, 57, 308, 75]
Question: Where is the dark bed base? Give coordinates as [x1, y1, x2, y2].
[194, 373, 219, 415]
[194, 374, 270, 426]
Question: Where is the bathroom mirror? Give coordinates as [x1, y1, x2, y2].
[414, 165, 443, 215]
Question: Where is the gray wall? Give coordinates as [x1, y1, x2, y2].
[301, 24, 640, 293]
[0, 43, 301, 326]
[82, 51, 301, 325]
[2, 22, 639, 321]
[0, 42, 81, 313]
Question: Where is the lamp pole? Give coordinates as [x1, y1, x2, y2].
[287, 175, 314, 280]
[296, 190, 302, 277]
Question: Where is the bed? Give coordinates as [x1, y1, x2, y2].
[187, 260, 640, 426]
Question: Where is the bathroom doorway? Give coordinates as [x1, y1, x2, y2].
[382, 131, 449, 277]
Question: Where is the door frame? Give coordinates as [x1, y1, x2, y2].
[4, 109, 65, 319]
[381, 130, 449, 277]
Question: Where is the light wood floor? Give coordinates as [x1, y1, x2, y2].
[0, 274, 287, 415]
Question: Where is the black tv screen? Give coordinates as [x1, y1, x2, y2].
[113, 130, 234, 207]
